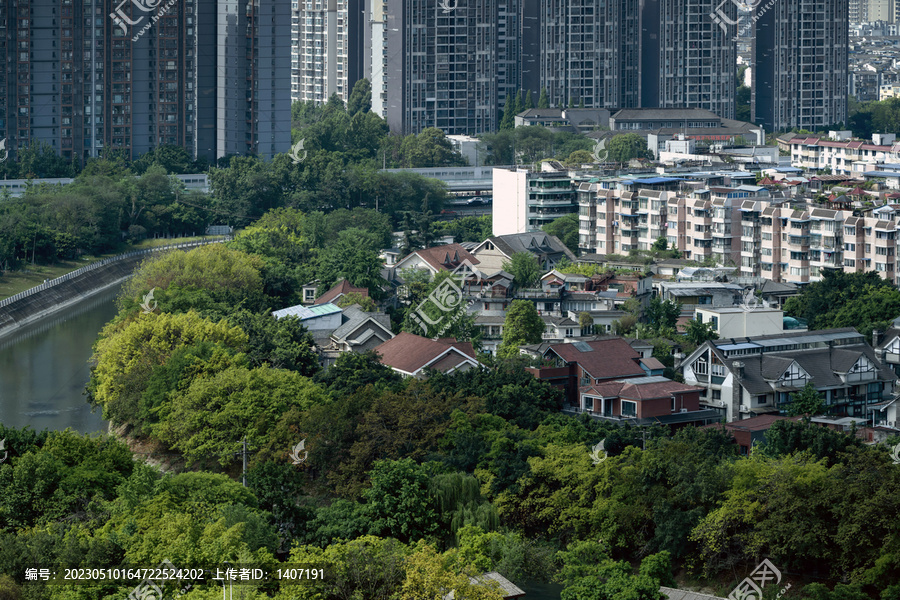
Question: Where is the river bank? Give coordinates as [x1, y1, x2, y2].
[0, 237, 229, 340]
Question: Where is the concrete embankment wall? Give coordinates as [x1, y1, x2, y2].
[0, 257, 142, 339]
[0, 239, 228, 340]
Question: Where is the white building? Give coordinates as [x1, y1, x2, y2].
[694, 307, 786, 338]
[492, 165, 577, 236]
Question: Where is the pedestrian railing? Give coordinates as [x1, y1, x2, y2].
[0, 236, 232, 309]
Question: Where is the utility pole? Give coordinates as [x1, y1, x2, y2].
[242, 437, 247, 487]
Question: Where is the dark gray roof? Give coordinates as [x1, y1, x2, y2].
[717, 344, 895, 395]
[759, 279, 800, 295]
[612, 107, 720, 121]
[331, 305, 392, 341]
[567, 292, 604, 301]
[475, 315, 507, 325]
[488, 233, 576, 263]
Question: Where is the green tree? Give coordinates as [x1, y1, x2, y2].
[606, 133, 653, 162]
[651, 237, 668, 252]
[500, 93, 516, 130]
[578, 311, 594, 335]
[542, 214, 579, 255]
[156, 364, 330, 465]
[347, 78, 373, 115]
[736, 85, 751, 122]
[525, 90, 535, 110]
[88, 311, 248, 427]
[684, 319, 719, 347]
[365, 458, 440, 543]
[498, 300, 544, 358]
[313, 350, 402, 397]
[502, 251, 543, 288]
[337, 291, 377, 311]
[787, 381, 825, 417]
[644, 297, 681, 333]
[538, 87, 550, 108]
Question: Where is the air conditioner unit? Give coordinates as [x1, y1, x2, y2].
[740, 404, 750, 412]
[680, 408, 688, 413]
[717, 401, 726, 407]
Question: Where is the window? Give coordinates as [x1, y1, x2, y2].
[693, 358, 708, 375]
[621, 400, 637, 417]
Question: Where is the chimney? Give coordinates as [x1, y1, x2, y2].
[873, 329, 882, 347]
[731, 360, 744, 421]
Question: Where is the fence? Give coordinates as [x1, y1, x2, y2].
[0, 236, 232, 310]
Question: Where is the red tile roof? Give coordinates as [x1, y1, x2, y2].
[314, 280, 369, 305]
[584, 378, 702, 400]
[374, 332, 477, 375]
[398, 243, 480, 272]
[547, 338, 646, 381]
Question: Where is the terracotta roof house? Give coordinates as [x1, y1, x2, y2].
[579, 375, 715, 426]
[525, 338, 665, 405]
[314, 279, 369, 305]
[374, 332, 480, 377]
[394, 243, 480, 276]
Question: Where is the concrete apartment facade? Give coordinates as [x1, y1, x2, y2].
[753, 0, 849, 132]
[291, 0, 368, 104]
[0, 0, 291, 164]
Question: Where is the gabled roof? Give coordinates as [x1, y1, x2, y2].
[396, 243, 480, 273]
[314, 279, 369, 305]
[703, 414, 800, 433]
[474, 233, 576, 263]
[705, 344, 895, 396]
[584, 375, 702, 401]
[545, 338, 646, 380]
[374, 332, 478, 376]
[330, 305, 393, 343]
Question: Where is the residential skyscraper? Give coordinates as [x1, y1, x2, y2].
[525, 0, 640, 109]
[379, 0, 498, 135]
[641, 0, 736, 119]
[752, 0, 849, 131]
[0, 0, 291, 165]
[291, 0, 368, 104]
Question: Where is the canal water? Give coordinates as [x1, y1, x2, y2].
[0, 283, 564, 599]
[0, 283, 121, 434]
